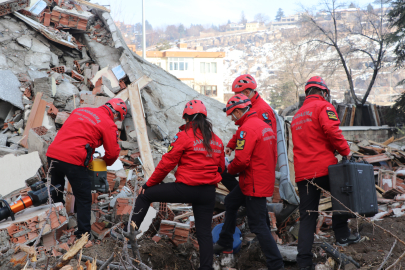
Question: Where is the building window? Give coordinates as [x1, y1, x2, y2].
[200, 62, 217, 73]
[169, 58, 193, 71]
[201, 85, 217, 97]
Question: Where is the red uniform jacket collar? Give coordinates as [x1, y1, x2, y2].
[304, 95, 327, 105]
[250, 91, 261, 105]
[100, 105, 115, 121]
[235, 110, 258, 126]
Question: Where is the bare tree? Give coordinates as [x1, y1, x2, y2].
[254, 13, 270, 24]
[240, 11, 247, 24]
[301, 0, 389, 105]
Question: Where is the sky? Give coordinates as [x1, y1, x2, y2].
[93, 0, 377, 27]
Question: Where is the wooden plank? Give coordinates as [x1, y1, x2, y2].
[32, 99, 47, 127]
[349, 106, 356, 126]
[21, 93, 45, 148]
[173, 211, 194, 221]
[318, 202, 332, 211]
[382, 136, 395, 146]
[375, 184, 385, 194]
[340, 106, 348, 127]
[362, 153, 391, 163]
[114, 76, 153, 102]
[127, 78, 154, 178]
[73, 0, 110, 12]
[369, 140, 388, 148]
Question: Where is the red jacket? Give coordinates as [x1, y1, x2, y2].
[228, 110, 277, 197]
[227, 92, 277, 150]
[146, 124, 225, 187]
[47, 106, 120, 166]
[291, 95, 350, 182]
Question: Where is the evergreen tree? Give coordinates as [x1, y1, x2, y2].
[387, 0, 405, 68]
[367, 3, 374, 12]
[348, 2, 356, 8]
[275, 8, 284, 22]
[228, 19, 231, 24]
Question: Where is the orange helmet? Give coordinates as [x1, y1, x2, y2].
[183, 100, 207, 118]
[223, 94, 252, 116]
[305, 76, 329, 95]
[105, 98, 127, 121]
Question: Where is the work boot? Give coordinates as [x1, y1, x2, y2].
[336, 233, 361, 247]
[213, 243, 233, 254]
[276, 202, 299, 226]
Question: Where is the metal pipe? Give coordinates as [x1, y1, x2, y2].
[142, 0, 146, 59]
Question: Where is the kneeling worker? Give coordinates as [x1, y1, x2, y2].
[214, 94, 284, 270]
[46, 98, 126, 238]
[291, 77, 360, 270]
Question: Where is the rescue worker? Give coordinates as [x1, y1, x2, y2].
[131, 100, 224, 270]
[291, 77, 360, 270]
[46, 98, 126, 238]
[214, 94, 284, 270]
[225, 74, 276, 157]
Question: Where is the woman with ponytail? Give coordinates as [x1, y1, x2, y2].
[130, 100, 225, 270]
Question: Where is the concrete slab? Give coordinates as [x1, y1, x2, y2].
[0, 151, 42, 197]
[277, 244, 298, 262]
[0, 70, 23, 110]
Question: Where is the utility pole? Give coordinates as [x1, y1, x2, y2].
[142, 0, 146, 59]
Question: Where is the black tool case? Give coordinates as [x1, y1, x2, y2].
[328, 157, 378, 217]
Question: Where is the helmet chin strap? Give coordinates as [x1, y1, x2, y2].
[232, 107, 250, 120]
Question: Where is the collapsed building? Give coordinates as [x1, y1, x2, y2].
[1, 1, 405, 269]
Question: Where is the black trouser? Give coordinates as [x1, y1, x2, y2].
[47, 157, 92, 237]
[132, 182, 216, 270]
[216, 185, 284, 270]
[220, 172, 271, 228]
[296, 175, 350, 267]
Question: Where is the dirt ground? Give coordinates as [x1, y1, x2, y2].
[62, 216, 405, 270]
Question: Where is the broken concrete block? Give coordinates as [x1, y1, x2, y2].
[0, 70, 24, 110]
[33, 77, 54, 103]
[0, 151, 41, 197]
[27, 129, 49, 166]
[54, 81, 79, 108]
[55, 112, 70, 125]
[277, 244, 298, 262]
[0, 134, 7, 147]
[28, 70, 48, 81]
[16, 35, 32, 49]
[119, 141, 138, 150]
[7, 135, 22, 145]
[0, 203, 68, 249]
[64, 96, 81, 112]
[128, 131, 137, 141]
[68, 216, 77, 229]
[31, 38, 51, 54]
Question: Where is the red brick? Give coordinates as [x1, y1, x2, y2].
[152, 236, 161, 243]
[71, 70, 84, 81]
[44, 13, 51, 26]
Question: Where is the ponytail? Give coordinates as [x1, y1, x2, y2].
[184, 113, 213, 154]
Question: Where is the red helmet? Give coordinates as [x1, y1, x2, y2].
[232, 74, 257, 93]
[223, 94, 252, 116]
[105, 98, 127, 121]
[305, 76, 329, 95]
[182, 100, 207, 118]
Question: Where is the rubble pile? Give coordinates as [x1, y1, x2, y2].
[0, 0, 236, 268]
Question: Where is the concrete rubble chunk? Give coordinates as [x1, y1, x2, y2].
[54, 81, 79, 108]
[0, 151, 42, 197]
[119, 141, 138, 150]
[55, 112, 70, 125]
[33, 77, 53, 103]
[0, 203, 68, 249]
[16, 35, 32, 49]
[28, 70, 48, 80]
[81, 34, 121, 69]
[0, 70, 24, 110]
[28, 129, 49, 166]
[0, 134, 7, 147]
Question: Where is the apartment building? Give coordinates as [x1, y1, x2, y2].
[136, 44, 226, 103]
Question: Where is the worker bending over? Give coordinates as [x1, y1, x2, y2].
[46, 98, 126, 238]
